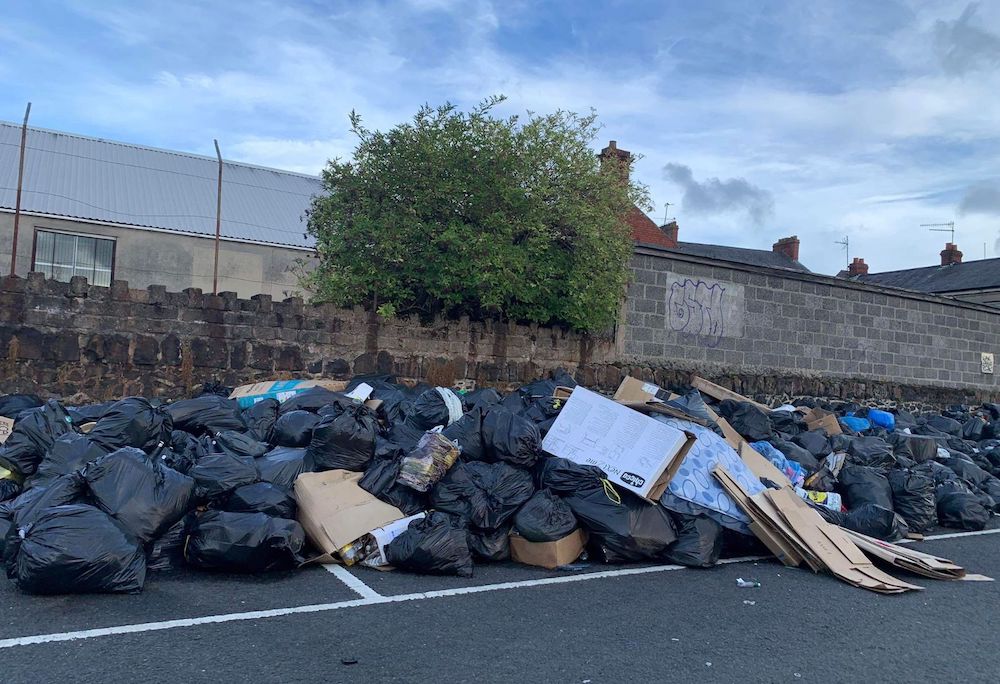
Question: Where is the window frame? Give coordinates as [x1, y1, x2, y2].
[31, 227, 117, 286]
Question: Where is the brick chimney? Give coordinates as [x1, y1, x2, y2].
[772, 235, 800, 262]
[661, 220, 679, 243]
[847, 257, 869, 275]
[940, 242, 963, 266]
[598, 140, 632, 183]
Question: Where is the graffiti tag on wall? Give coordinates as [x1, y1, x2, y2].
[668, 279, 727, 347]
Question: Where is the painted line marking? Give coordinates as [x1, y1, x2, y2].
[0, 555, 764, 650]
[0, 527, 995, 650]
[323, 563, 383, 599]
[901, 528, 1000, 543]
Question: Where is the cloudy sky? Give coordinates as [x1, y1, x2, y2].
[2, 0, 999, 274]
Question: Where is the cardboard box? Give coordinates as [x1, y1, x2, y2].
[509, 529, 588, 569]
[294, 470, 405, 563]
[0, 416, 13, 444]
[541, 387, 696, 502]
[612, 376, 675, 404]
[230, 379, 349, 408]
[803, 407, 842, 436]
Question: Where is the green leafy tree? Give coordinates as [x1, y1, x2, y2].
[304, 97, 650, 332]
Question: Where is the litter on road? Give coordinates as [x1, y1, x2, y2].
[0, 370, 997, 595]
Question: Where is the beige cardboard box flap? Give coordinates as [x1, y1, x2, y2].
[509, 530, 587, 570]
[294, 470, 404, 558]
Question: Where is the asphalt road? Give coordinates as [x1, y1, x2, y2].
[2, 531, 1000, 683]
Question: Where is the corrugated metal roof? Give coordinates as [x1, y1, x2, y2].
[0, 121, 322, 248]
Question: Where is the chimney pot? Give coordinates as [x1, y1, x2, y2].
[660, 220, 679, 246]
[848, 257, 869, 276]
[940, 242, 963, 266]
[772, 235, 800, 262]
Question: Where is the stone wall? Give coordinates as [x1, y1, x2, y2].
[0, 272, 614, 402]
[622, 247, 1000, 403]
[3, 245, 1000, 406]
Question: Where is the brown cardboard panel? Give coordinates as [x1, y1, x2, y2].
[509, 530, 588, 569]
[739, 441, 793, 488]
[294, 470, 404, 562]
[803, 408, 843, 436]
[612, 377, 677, 404]
[690, 376, 770, 412]
[842, 529, 966, 580]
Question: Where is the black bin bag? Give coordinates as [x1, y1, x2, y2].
[0, 393, 43, 418]
[514, 489, 577, 542]
[5, 503, 146, 594]
[188, 447, 259, 502]
[278, 387, 347, 414]
[482, 408, 541, 468]
[223, 482, 296, 519]
[146, 516, 190, 572]
[307, 403, 377, 471]
[82, 447, 196, 544]
[385, 511, 473, 577]
[887, 469, 937, 533]
[0, 479, 21, 503]
[842, 503, 909, 542]
[31, 432, 108, 486]
[665, 513, 723, 568]
[468, 524, 511, 562]
[431, 461, 535, 531]
[358, 456, 427, 516]
[718, 400, 773, 442]
[405, 388, 461, 431]
[442, 407, 486, 461]
[936, 481, 989, 531]
[837, 465, 893, 511]
[88, 397, 173, 454]
[271, 410, 320, 448]
[257, 447, 313, 493]
[165, 395, 246, 436]
[539, 457, 677, 562]
[0, 399, 74, 477]
[184, 510, 305, 572]
[242, 398, 279, 443]
[215, 430, 269, 460]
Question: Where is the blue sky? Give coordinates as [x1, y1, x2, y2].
[2, 0, 999, 274]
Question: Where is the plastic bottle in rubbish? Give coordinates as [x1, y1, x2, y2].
[736, 577, 761, 588]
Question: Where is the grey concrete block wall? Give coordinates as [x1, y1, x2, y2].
[624, 247, 1000, 394]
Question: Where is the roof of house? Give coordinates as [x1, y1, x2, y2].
[0, 121, 322, 248]
[672, 241, 811, 272]
[854, 258, 1000, 293]
[626, 206, 676, 248]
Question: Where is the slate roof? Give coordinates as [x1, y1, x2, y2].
[0, 121, 322, 248]
[673, 241, 811, 272]
[855, 258, 1000, 293]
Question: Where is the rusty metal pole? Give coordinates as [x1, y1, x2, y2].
[10, 102, 32, 277]
[212, 139, 222, 294]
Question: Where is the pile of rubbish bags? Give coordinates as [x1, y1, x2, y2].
[0, 373, 996, 595]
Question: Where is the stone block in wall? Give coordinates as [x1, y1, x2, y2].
[229, 341, 248, 370]
[275, 347, 304, 371]
[133, 335, 159, 366]
[192, 338, 228, 368]
[160, 334, 181, 365]
[250, 344, 274, 371]
[84, 334, 130, 364]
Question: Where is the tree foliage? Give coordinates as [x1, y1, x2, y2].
[304, 97, 650, 332]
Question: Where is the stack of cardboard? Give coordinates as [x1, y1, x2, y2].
[714, 464, 924, 593]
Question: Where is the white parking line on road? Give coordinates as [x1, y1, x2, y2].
[0, 555, 765, 650]
[324, 564, 384, 599]
[902, 528, 1000, 543]
[1, 527, 995, 651]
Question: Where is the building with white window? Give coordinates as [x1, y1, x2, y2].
[0, 121, 320, 297]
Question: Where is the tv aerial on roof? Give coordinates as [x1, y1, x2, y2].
[834, 235, 849, 269]
[920, 221, 955, 243]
